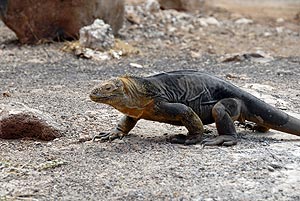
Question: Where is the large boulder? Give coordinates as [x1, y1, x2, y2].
[158, 0, 204, 11]
[0, 0, 124, 44]
[0, 102, 62, 141]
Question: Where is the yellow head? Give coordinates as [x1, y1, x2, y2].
[89, 78, 125, 105]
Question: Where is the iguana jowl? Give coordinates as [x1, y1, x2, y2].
[90, 70, 300, 146]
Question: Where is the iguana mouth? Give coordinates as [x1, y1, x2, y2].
[89, 94, 113, 102]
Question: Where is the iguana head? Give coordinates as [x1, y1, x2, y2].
[90, 77, 154, 118]
[90, 78, 125, 105]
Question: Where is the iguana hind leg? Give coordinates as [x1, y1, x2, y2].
[156, 102, 205, 145]
[202, 98, 243, 146]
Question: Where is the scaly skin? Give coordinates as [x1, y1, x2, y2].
[90, 70, 300, 146]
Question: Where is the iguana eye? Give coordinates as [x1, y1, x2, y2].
[105, 85, 112, 91]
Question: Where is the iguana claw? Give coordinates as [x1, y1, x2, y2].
[169, 133, 203, 145]
[201, 135, 237, 146]
[236, 122, 270, 133]
[169, 134, 187, 144]
[236, 122, 256, 131]
[92, 131, 125, 142]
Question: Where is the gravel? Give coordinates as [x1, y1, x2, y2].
[1, 3, 300, 201]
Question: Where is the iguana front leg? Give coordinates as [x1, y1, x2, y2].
[93, 115, 138, 142]
[156, 102, 205, 145]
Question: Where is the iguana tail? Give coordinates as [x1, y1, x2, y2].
[262, 113, 300, 136]
[244, 95, 300, 136]
[274, 115, 300, 135]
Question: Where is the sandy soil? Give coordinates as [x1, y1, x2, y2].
[1, 3, 300, 201]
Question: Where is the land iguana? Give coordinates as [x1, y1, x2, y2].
[89, 70, 300, 146]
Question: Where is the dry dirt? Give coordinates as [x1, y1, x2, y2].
[1, 3, 300, 201]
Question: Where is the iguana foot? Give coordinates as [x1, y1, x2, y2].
[236, 122, 270, 133]
[204, 128, 213, 134]
[236, 122, 255, 131]
[92, 130, 125, 142]
[169, 134, 187, 144]
[169, 134, 203, 145]
[201, 135, 237, 146]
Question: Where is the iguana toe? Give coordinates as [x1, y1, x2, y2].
[169, 134, 187, 144]
[201, 135, 237, 146]
[169, 134, 203, 145]
[92, 131, 125, 142]
[92, 132, 109, 141]
[184, 134, 203, 145]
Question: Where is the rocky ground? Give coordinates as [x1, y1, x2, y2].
[1, 2, 300, 201]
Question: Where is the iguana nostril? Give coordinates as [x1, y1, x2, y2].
[90, 89, 99, 98]
[92, 88, 99, 94]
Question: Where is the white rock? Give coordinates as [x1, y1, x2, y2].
[197, 18, 208, 27]
[190, 51, 201, 58]
[145, 0, 160, 13]
[167, 26, 177, 33]
[276, 18, 285, 23]
[205, 17, 220, 26]
[75, 48, 111, 61]
[129, 63, 143, 68]
[263, 32, 272, 37]
[79, 19, 115, 51]
[197, 17, 220, 27]
[276, 27, 284, 34]
[110, 50, 122, 59]
[84, 110, 98, 118]
[235, 18, 253, 24]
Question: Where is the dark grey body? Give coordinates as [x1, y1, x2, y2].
[142, 70, 299, 134]
[145, 70, 236, 124]
[91, 70, 300, 145]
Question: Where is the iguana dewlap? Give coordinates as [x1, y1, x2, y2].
[90, 70, 300, 146]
